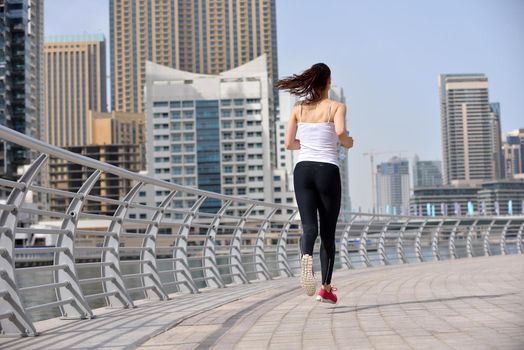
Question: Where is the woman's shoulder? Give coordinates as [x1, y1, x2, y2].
[327, 99, 346, 107]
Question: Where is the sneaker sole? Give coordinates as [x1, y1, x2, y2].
[300, 254, 316, 296]
[316, 295, 336, 304]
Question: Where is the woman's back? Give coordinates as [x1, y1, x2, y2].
[296, 99, 339, 167]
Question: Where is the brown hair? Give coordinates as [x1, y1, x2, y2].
[275, 63, 331, 103]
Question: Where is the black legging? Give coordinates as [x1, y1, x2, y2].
[293, 161, 341, 285]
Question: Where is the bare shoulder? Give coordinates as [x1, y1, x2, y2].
[329, 100, 346, 112]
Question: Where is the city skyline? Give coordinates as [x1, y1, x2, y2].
[109, 0, 278, 113]
[43, 0, 524, 211]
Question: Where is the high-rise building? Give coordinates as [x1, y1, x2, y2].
[145, 55, 274, 215]
[412, 155, 442, 188]
[44, 35, 107, 147]
[0, 0, 44, 179]
[489, 102, 504, 179]
[48, 112, 146, 216]
[87, 111, 145, 146]
[502, 129, 524, 179]
[376, 157, 410, 215]
[438, 74, 501, 186]
[49, 144, 144, 215]
[110, 0, 278, 113]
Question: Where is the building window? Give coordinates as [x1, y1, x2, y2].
[154, 101, 169, 107]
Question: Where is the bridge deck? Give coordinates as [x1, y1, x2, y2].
[1, 255, 522, 350]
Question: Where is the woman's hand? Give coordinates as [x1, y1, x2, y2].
[287, 139, 301, 150]
[341, 136, 353, 149]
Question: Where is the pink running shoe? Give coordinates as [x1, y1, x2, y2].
[316, 285, 338, 304]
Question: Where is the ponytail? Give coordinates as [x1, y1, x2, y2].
[275, 63, 331, 103]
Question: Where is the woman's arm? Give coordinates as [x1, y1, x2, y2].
[333, 103, 354, 149]
[285, 105, 301, 150]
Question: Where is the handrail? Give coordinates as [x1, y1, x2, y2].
[0, 125, 293, 210]
[0, 124, 523, 337]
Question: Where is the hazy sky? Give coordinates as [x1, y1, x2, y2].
[45, 0, 524, 212]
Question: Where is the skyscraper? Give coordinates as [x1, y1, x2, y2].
[145, 55, 274, 215]
[110, 0, 278, 113]
[376, 157, 410, 215]
[44, 35, 107, 147]
[87, 111, 145, 146]
[438, 74, 501, 186]
[489, 102, 504, 179]
[502, 129, 524, 179]
[412, 155, 442, 188]
[0, 0, 44, 179]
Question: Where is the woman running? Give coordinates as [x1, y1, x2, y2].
[276, 63, 354, 304]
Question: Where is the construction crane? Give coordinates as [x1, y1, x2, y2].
[362, 150, 409, 214]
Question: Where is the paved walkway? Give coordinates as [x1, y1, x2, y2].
[1, 255, 522, 349]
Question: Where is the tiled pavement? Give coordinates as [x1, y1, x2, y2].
[1, 255, 522, 349]
[139, 255, 524, 350]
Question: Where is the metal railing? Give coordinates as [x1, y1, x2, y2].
[0, 124, 522, 337]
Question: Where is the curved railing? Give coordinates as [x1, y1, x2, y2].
[0, 124, 522, 336]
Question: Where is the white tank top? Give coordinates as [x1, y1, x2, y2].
[296, 102, 339, 167]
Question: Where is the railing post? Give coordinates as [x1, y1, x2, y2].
[101, 182, 143, 309]
[203, 200, 231, 288]
[449, 220, 461, 259]
[0, 154, 47, 336]
[415, 219, 428, 262]
[277, 210, 297, 278]
[359, 216, 375, 267]
[466, 220, 479, 258]
[431, 219, 445, 261]
[378, 219, 393, 266]
[483, 220, 496, 256]
[55, 170, 100, 320]
[139, 191, 176, 301]
[499, 220, 511, 256]
[229, 204, 255, 284]
[253, 208, 276, 281]
[339, 216, 358, 269]
[174, 196, 205, 293]
[517, 222, 524, 254]
[396, 218, 410, 264]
